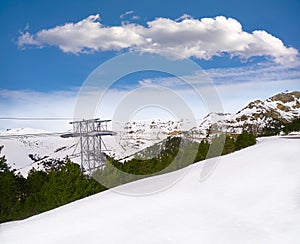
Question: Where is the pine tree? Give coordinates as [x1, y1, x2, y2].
[207, 134, 226, 158]
[0, 146, 18, 222]
[223, 136, 235, 155]
[235, 131, 256, 150]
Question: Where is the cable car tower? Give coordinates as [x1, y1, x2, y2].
[61, 119, 116, 176]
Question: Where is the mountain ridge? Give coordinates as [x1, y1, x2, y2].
[0, 91, 299, 175]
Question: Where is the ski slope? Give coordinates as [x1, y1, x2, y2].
[0, 136, 299, 244]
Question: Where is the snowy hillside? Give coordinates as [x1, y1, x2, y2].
[0, 136, 299, 244]
[0, 91, 299, 176]
[190, 112, 232, 140]
[0, 128, 80, 175]
[0, 120, 185, 175]
[0, 119, 189, 174]
[110, 119, 186, 159]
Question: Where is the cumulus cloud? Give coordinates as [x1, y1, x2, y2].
[18, 14, 298, 64]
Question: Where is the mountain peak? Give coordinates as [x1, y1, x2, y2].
[269, 91, 300, 104]
[222, 91, 300, 134]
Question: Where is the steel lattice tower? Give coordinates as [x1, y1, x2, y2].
[62, 119, 116, 176]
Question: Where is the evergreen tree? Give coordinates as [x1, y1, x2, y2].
[223, 136, 235, 155]
[22, 169, 48, 215]
[235, 131, 256, 150]
[0, 146, 18, 222]
[41, 158, 105, 210]
[195, 140, 209, 161]
[284, 118, 300, 133]
[207, 134, 226, 158]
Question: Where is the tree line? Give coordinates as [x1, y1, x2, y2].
[261, 117, 300, 136]
[94, 131, 256, 189]
[0, 131, 256, 223]
[0, 149, 105, 223]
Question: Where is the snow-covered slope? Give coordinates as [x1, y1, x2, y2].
[1, 136, 299, 244]
[0, 128, 80, 175]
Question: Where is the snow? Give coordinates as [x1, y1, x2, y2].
[0, 128, 49, 135]
[220, 93, 300, 134]
[0, 120, 189, 174]
[110, 119, 186, 159]
[1, 90, 299, 175]
[0, 136, 299, 244]
[0, 128, 80, 176]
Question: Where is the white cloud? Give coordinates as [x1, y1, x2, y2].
[215, 79, 300, 113]
[18, 14, 146, 53]
[0, 88, 134, 131]
[133, 61, 300, 113]
[175, 14, 193, 21]
[1, 70, 299, 131]
[206, 60, 300, 84]
[120, 10, 134, 19]
[0, 90, 77, 131]
[138, 79, 153, 86]
[135, 61, 300, 89]
[131, 16, 140, 20]
[18, 15, 299, 64]
[18, 32, 40, 47]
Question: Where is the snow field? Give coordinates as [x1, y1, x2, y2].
[0, 136, 299, 244]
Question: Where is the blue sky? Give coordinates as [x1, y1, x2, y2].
[0, 0, 300, 130]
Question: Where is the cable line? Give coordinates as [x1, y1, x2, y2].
[0, 132, 70, 139]
[0, 117, 75, 121]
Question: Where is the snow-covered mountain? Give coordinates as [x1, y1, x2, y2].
[0, 91, 299, 175]
[109, 119, 185, 159]
[222, 91, 300, 134]
[113, 91, 300, 148]
[190, 112, 232, 139]
[1, 136, 299, 244]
